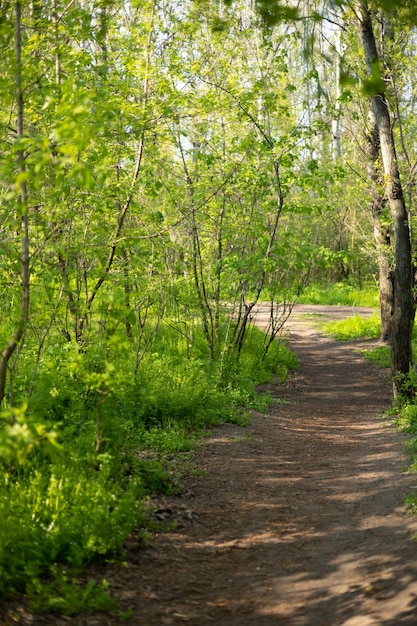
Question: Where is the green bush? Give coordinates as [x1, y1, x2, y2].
[238, 325, 298, 384]
[395, 401, 417, 434]
[0, 459, 144, 597]
[0, 463, 143, 594]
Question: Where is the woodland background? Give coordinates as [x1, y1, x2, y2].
[1, 0, 417, 614]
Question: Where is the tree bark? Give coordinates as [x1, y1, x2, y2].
[364, 112, 393, 342]
[375, 219, 394, 343]
[358, 1, 414, 396]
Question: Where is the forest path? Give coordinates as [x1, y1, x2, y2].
[28, 305, 417, 625]
[113, 304, 417, 626]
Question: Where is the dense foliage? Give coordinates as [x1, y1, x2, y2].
[1, 0, 417, 613]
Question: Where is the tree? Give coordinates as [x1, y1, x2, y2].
[357, 0, 414, 396]
[218, 0, 416, 395]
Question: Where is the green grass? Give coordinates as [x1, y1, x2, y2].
[321, 312, 389, 368]
[361, 345, 391, 368]
[395, 402, 417, 433]
[322, 313, 381, 340]
[321, 310, 417, 369]
[29, 575, 118, 616]
[0, 459, 145, 597]
[298, 282, 379, 307]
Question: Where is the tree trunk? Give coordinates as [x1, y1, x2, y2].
[364, 112, 393, 343]
[375, 222, 394, 343]
[358, 1, 414, 396]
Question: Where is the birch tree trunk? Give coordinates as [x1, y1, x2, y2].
[364, 112, 393, 343]
[358, 1, 414, 397]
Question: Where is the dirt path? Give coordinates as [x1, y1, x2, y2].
[7, 306, 417, 625]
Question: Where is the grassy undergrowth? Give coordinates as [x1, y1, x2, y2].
[322, 313, 381, 341]
[0, 319, 297, 614]
[320, 310, 391, 367]
[360, 345, 391, 368]
[298, 282, 379, 307]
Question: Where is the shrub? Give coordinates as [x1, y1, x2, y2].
[0, 458, 144, 597]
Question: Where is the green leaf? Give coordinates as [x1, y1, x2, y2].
[340, 71, 358, 87]
[361, 61, 386, 96]
[246, 0, 300, 26]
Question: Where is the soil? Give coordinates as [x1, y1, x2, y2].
[4, 304, 417, 626]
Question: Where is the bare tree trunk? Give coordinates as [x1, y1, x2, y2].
[358, 1, 414, 397]
[232, 160, 284, 356]
[52, 0, 61, 86]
